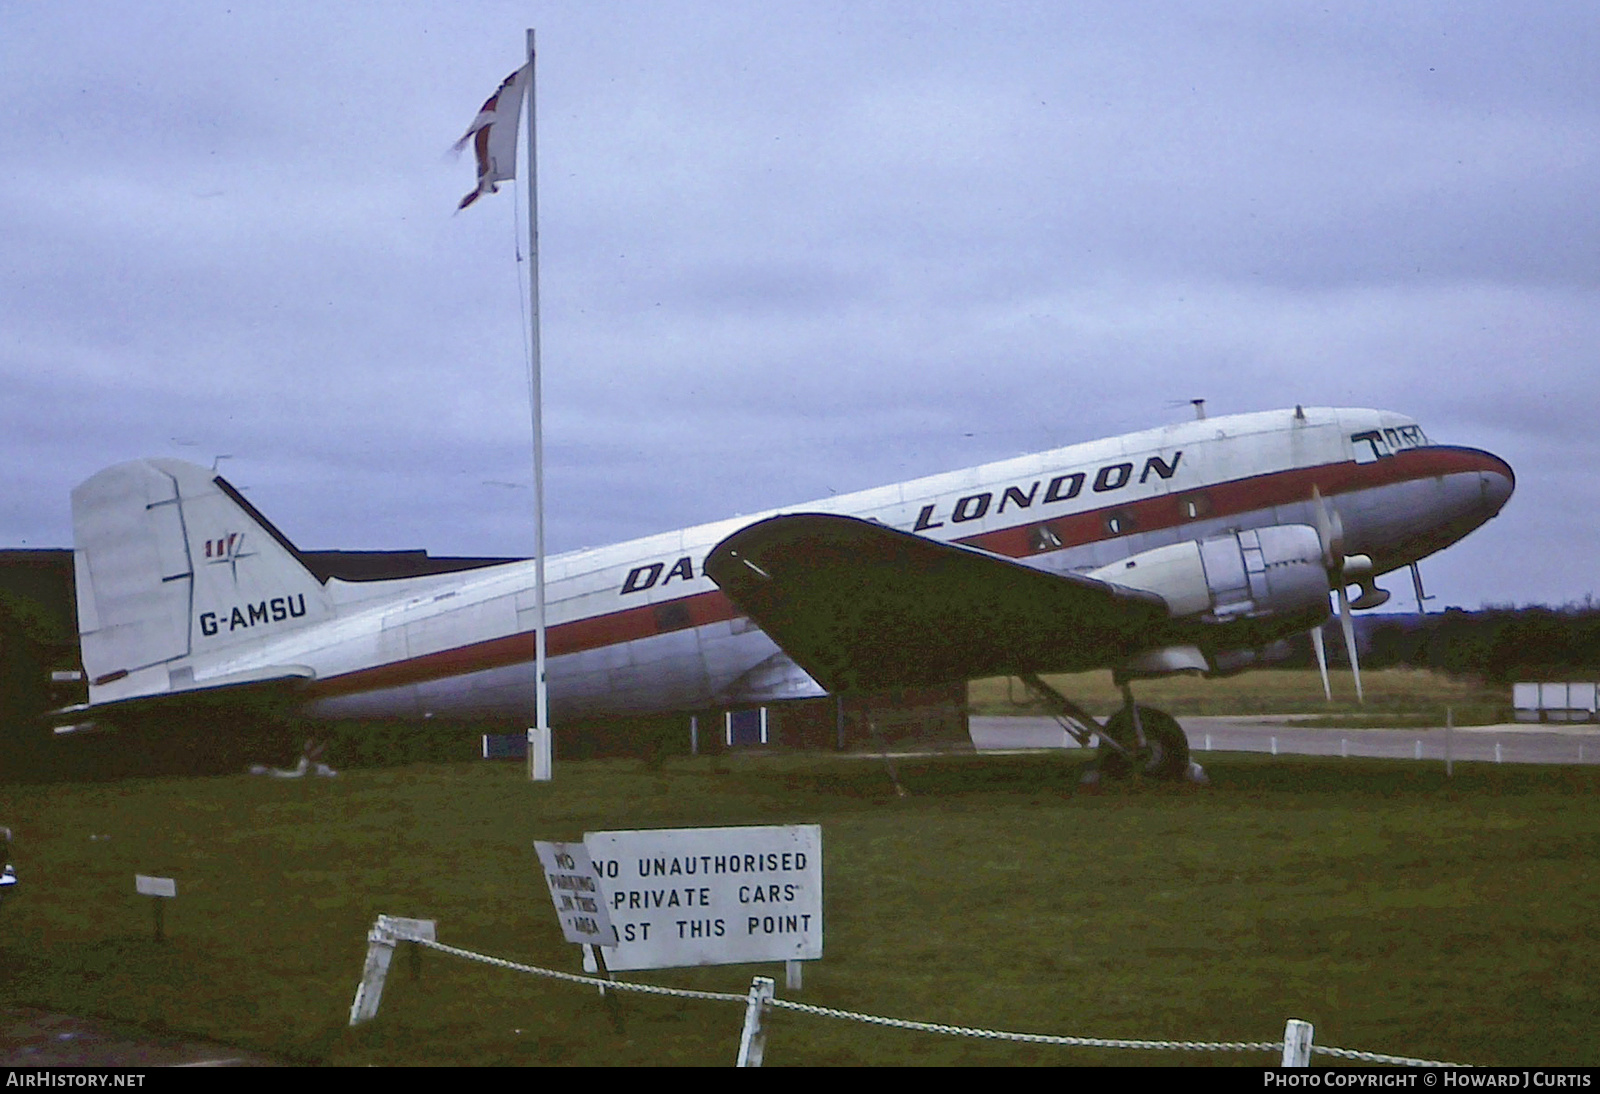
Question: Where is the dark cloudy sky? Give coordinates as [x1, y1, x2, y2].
[3, 2, 1595, 609]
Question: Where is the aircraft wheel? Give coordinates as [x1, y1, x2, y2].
[1098, 706, 1191, 780]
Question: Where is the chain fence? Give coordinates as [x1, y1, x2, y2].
[349, 918, 1469, 1067]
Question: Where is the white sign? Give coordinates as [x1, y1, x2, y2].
[533, 840, 615, 947]
[135, 874, 176, 898]
[583, 824, 821, 972]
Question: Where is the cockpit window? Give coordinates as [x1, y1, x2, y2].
[1351, 430, 1391, 463]
[1352, 424, 1429, 463]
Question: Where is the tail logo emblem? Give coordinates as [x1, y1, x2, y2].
[204, 531, 254, 582]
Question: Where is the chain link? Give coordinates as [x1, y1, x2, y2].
[391, 929, 1469, 1065]
[1313, 1044, 1469, 1067]
[770, 994, 1276, 1052]
[408, 936, 749, 1003]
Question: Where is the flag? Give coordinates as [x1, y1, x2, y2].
[454, 64, 530, 210]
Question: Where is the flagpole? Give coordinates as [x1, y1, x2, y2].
[524, 27, 552, 782]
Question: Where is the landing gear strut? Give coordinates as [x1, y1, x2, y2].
[1018, 673, 1204, 784]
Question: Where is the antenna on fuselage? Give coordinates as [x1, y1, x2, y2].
[1191, 399, 1207, 421]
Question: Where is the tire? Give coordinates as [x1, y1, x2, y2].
[1098, 706, 1191, 780]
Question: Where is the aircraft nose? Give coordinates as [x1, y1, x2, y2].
[1477, 452, 1515, 517]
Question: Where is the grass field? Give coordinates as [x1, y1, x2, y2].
[970, 667, 1511, 726]
[2, 747, 1596, 1067]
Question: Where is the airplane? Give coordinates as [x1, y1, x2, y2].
[62, 405, 1513, 779]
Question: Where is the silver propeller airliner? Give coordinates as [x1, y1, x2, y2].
[65, 406, 1512, 777]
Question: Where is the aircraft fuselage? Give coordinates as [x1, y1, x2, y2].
[73, 407, 1513, 723]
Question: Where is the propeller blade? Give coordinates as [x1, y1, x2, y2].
[1314, 485, 1362, 702]
[1336, 583, 1364, 705]
[1311, 486, 1344, 571]
[1310, 623, 1332, 701]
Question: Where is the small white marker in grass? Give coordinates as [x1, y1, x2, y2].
[136, 874, 176, 941]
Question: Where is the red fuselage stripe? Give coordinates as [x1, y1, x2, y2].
[305, 446, 1505, 698]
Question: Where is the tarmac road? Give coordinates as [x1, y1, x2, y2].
[969, 714, 1600, 766]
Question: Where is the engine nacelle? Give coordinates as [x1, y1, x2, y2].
[1088, 525, 1329, 622]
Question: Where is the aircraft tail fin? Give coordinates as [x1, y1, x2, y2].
[72, 459, 331, 706]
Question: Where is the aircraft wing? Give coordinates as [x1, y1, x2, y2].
[703, 513, 1171, 693]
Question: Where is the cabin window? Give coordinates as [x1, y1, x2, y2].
[1028, 523, 1063, 552]
[1104, 510, 1135, 536]
[1180, 493, 1212, 520]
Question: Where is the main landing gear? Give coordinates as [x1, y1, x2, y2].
[1018, 673, 1207, 785]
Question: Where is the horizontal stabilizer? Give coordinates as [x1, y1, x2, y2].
[704, 513, 1169, 693]
[49, 666, 315, 726]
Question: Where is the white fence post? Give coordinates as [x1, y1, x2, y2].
[349, 916, 436, 1026]
[1282, 1018, 1314, 1066]
[350, 922, 398, 1025]
[736, 976, 776, 1067]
